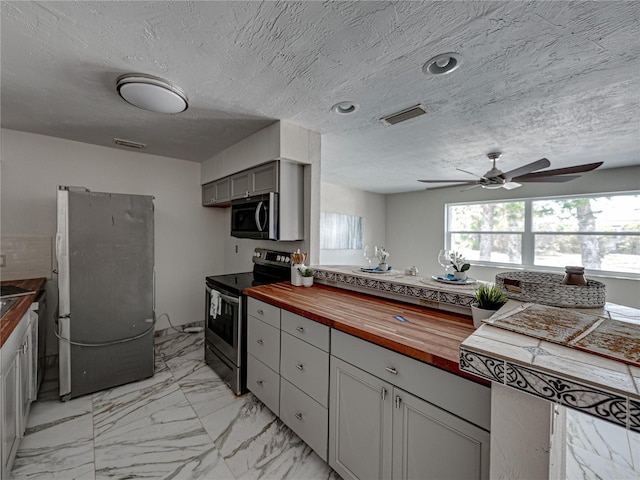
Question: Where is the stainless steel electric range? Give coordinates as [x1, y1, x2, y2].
[204, 248, 291, 395]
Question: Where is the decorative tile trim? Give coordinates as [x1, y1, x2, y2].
[629, 399, 640, 432]
[505, 362, 628, 429]
[314, 269, 474, 308]
[459, 348, 506, 383]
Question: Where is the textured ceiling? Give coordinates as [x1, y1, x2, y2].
[1, 1, 639, 193]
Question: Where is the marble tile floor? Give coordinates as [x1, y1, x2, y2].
[10, 332, 339, 480]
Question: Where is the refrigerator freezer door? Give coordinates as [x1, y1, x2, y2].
[58, 188, 155, 399]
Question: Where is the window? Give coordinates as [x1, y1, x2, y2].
[320, 212, 363, 250]
[446, 192, 640, 277]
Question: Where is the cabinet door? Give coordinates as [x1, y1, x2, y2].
[214, 177, 231, 204]
[202, 182, 216, 206]
[329, 356, 392, 480]
[2, 355, 19, 474]
[392, 388, 490, 480]
[251, 162, 278, 195]
[230, 171, 250, 199]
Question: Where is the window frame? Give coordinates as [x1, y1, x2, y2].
[445, 190, 640, 279]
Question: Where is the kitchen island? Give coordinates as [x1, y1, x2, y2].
[244, 281, 491, 479]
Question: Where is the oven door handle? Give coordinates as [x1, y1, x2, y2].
[219, 293, 240, 305]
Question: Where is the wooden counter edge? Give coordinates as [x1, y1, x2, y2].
[1, 278, 47, 347]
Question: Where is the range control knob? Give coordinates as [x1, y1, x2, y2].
[284, 256, 290, 263]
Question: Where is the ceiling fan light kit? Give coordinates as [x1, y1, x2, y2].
[418, 152, 603, 191]
[117, 73, 188, 114]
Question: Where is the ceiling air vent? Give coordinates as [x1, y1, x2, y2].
[380, 104, 427, 126]
[113, 138, 147, 149]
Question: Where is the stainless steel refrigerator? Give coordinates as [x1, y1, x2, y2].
[56, 186, 155, 401]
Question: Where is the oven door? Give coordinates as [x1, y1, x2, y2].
[205, 284, 242, 366]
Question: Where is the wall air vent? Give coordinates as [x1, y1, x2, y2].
[113, 138, 147, 149]
[380, 104, 428, 126]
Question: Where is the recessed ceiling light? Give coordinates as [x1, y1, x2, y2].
[422, 53, 463, 76]
[117, 73, 188, 114]
[331, 101, 359, 115]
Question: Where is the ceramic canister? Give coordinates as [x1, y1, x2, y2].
[291, 264, 304, 286]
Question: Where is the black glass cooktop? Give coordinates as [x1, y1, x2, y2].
[206, 272, 255, 296]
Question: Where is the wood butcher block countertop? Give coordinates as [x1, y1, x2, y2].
[1, 278, 46, 347]
[244, 282, 487, 385]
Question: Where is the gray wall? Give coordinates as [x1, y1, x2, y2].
[1, 129, 224, 355]
[386, 166, 640, 307]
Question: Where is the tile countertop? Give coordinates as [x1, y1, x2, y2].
[460, 300, 640, 432]
[313, 265, 485, 315]
[1, 277, 47, 347]
[243, 281, 488, 386]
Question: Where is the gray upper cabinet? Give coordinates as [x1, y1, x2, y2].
[202, 177, 231, 207]
[230, 162, 278, 200]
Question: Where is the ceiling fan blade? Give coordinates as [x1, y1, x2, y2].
[515, 161, 603, 180]
[461, 184, 482, 191]
[517, 175, 581, 183]
[455, 167, 483, 179]
[501, 158, 551, 180]
[418, 179, 476, 183]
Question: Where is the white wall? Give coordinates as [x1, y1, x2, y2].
[386, 166, 640, 307]
[319, 183, 386, 266]
[1, 129, 225, 354]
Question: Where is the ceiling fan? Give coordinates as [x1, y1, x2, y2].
[419, 152, 603, 190]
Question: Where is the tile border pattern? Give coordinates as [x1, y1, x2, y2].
[460, 347, 639, 432]
[314, 269, 475, 308]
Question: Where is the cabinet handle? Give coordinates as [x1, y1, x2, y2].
[385, 367, 398, 375]
[257, 309, 264, 315]
[256, 380, 263, 386]
[296, 326, 305, 333]
[256, 339, 264, 345]
[395, 395, 402, 409]
[295, 413, 303, 421]
[381, 387, 387, 400]
[295, 363, 304, 371]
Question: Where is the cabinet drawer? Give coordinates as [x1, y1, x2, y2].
[247, 298, 280, 329]
[280, 378, 328, 461]
[247, 317, 280, 372]
[331, 329, 491, 431]
[281, 310, 330, 352]
[247, 354, 280, 416]
[280, 332, 329, 407]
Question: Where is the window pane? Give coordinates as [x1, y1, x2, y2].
[533, 195, 640, 232]
[534, 234, 640, 274]
[320, 212, 363, 250]
[451, 233, 522, 263]
[449, 202, 524, 231]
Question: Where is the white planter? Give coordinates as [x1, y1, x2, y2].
[453, 271, 467, 281]
[301, 276, 314, 287]
[471, 305, 497, 328]
[378, 263, 388, 271]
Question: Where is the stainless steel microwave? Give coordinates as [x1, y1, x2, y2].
[230, 192, 278, 240]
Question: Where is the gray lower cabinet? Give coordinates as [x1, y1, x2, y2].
[329, 330, 490, 480]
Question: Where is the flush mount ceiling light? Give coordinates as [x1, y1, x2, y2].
[116, 74, 188, 114]
[331, 101, 359, 115]
[422, 52, 463, 76]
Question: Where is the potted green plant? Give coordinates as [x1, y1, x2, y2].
[449, 251, 470, 280]
[471, 283, 508, 327]
[297, 267, 315, 287]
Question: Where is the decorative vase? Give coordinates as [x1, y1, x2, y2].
[471, 305, 497, 328]
[378, 263, 388, 271]
[291, 264, 304, 286]
[301, 276, 314, 287]
[453, 271, 467, 281]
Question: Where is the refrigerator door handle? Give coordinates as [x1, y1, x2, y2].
[58, 315, 71, 399]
